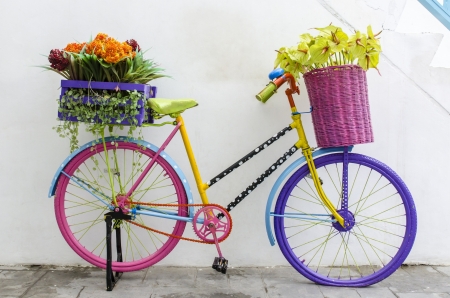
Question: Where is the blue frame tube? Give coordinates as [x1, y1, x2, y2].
[61, 171, 112, 208]
[270, 212, 336, 222]
[134, 209, 202, 223]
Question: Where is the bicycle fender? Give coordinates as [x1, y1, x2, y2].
[265, 146, 353, 246]
[48, 136, 195, 210]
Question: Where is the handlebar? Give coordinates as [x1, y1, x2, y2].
[255, 70, 299, 105]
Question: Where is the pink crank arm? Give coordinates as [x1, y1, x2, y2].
[126, 122, 181, 197]
[210, 223, 228, 274]
[209, 224, 223, 258]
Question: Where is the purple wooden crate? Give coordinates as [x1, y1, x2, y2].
[58, 80, 157, 125]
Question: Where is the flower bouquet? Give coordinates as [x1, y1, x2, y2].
[274, 25, 382, 148]
[44, 33, 166, 151]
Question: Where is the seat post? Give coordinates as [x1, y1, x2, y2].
[176, 116, 210, 204]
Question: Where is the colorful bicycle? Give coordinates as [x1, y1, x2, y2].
[49, 69, 417, 287]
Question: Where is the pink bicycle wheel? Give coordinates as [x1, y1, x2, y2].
[55, 141, 188, 272]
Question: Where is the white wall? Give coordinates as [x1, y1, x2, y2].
[1, 0, 449, 267]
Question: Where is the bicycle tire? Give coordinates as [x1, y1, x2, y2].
[274, 153, 417, 286]
[55, 140, 188, 272]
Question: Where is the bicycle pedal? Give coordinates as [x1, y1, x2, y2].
[212, 257, 228, 274]
[221, 258, 228, 274]
[212, 257, 220, 270]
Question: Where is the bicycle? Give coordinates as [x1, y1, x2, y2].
[48, 69, 417, 287]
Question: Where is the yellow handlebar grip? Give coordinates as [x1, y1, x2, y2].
[256, 82, 277, 103]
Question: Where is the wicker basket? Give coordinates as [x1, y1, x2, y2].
[303, 65, 374, 148]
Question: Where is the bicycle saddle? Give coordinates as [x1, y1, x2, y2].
[150, 98, 198, 115]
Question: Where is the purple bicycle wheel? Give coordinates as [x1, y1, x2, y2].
[274, 153, 417, 286]
[55, 141, 188, 272]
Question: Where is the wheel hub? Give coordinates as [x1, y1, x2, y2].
[115, 194, 132, 212]
[332, 209, 355, 232]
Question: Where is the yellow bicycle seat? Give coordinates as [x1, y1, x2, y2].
[149, 98, 198, 115]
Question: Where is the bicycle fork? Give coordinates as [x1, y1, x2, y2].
[291, 114, 347, 228]
[302, 147, 346, 227]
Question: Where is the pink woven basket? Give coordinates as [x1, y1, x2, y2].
[303, 65, 374, 148]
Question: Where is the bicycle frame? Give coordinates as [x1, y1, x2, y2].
[49, 73, 347, 229]
[128, 109, 346, 228]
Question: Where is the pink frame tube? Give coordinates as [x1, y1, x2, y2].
[126, 122, 181, 197]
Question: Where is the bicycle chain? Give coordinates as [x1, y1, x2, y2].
[126, 203, 233, 244]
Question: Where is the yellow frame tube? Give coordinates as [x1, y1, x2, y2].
[176, 116, 210, 204]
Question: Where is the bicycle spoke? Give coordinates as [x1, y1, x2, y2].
[68, 178, 111, 199]
[305, 230, 339, 267]
[352, 231, 400, 249]
[134, 169, 165, 201]
[302, 179, 322, 204]
[112, 149, 125, 193]
[95, 152, 116, 191]
[302, 178, 330, 214]
[357, 203, 406, 226]
[70, 219, 103, 235]
[352, 230, 376, 274]
[288, 220, 330, 242]
[354, 176, 386, 214]
[69, 218, 104, 227]
[352, 169, 373, 212]
[356, 221, 405, 239]
[74, 209, 105, 242]
[341, 232, 362, 278]
[127, 223, 152, 256]
[316, 227, 334, 272]
[324, 165, 341, 199]
[327, 236, 345, 277]
[294, 231, 339, 252]
[66, 206, 105, 218]
[357, 213, 406, 227]
[348, 165, 361, 199]
[76, 159, 109, 194]
[90, 234, 107, 256]
[289, 194, 324, 206]
[285, 222, 330, 228]
[356, 192, 398, 215]
[353, 226, 390, 262]
[134, 215, 163, 251]
[124, 151, 150, 190]
[65, 192, 106, 210]
[338, 232, 351, 279]
[126, 158, 157, 193]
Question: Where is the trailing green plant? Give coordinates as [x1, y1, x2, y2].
[274, 24, 382, 78]
[54, 88, 147, 152]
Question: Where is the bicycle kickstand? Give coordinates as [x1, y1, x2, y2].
[209, 224, 228, 274]
[104, 208, 132, 291]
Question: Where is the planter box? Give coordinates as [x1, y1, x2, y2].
[58, 80, 157, 125]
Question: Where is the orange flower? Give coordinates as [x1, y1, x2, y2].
[64, 42, 86, 53]
[86, 39, 106, 57]
[83, 33, 135, 63]
[95, 33, 108, 41]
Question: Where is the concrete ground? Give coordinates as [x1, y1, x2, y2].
[0, 265, 449, 298]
